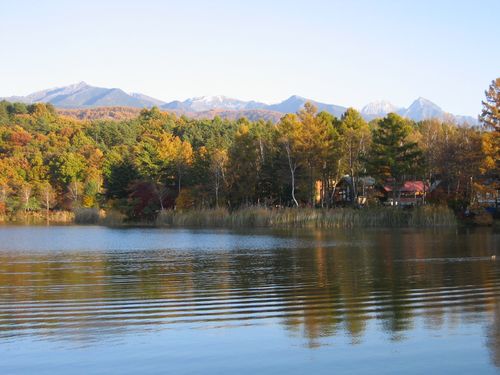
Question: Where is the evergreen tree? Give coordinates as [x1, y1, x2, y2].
[479, 78, 500, 172]
[480, 78, 500, 132]
[228, 125, 259, 206]
[367, 113, 423, 185]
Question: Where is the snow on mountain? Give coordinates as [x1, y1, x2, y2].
[401, 97, 444, 121]
[361, 100, 402, 119]
[162, 95, 267, 112]
[187, 96, 250, 112]
[360, 97, 477, 125]
[394, 97, 477, 125]
[1, 83, 479, 125]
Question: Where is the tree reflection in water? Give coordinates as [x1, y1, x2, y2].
[0, 226, 498, 365]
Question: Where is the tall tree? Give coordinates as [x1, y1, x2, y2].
[228, 125, 259, 206]
[133, 140, 168, 210]
[38, 181, 56, 221]
[209, 148, 228, 208]
[276, 114, 303, 207]
[479, 78, 500, 172]
[339, 108, 370, 204]
[297, 103, 337, 206]
[480, 78, 500, 132]
[155, 133, 194, 194]
[172, 138, 193, 194]
[367, 113, 423, 193]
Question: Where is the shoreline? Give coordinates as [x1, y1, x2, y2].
[1, 206, 497, 229]
[1, 206, 487, 228]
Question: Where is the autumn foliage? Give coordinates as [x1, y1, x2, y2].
[0, 80, 497, 222]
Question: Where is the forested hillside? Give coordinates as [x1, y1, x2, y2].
[0, 95, 497, 222]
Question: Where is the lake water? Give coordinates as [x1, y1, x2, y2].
[0, 226, 499, 374]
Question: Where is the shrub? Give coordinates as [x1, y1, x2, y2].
[74, 208, 100, 224]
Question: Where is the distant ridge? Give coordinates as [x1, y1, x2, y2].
[3, 82, 165, 108]
[2, 82, 478, 125]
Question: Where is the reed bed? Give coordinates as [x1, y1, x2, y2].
[75, 208, 129, 226]
[155, 205, 457, 228]
[6, 210, 74, 224]
[74, 208, 101, 224]
[99, 209, 126, 226]
[157, 208, 229, 227]
[0, 205, 458, 228]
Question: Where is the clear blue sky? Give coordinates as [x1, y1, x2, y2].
[1, 0, 498, 116]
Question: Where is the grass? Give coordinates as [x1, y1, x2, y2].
[99, 209, 126, 226]
[5, 210, 74, 224]
[74, 208, 101, 224]
[0, 205, 459, 228]
[74, 208, 128, 226]
[156, 208, 229, 227]
[155, 205, 457, 228]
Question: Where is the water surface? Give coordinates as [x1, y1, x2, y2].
[0, 226, 499, 374]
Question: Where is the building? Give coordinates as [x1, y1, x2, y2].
[381, 180, 429, 206]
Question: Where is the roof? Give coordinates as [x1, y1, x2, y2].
[383, 181, 428, 193]
[338, 175, 376, 186]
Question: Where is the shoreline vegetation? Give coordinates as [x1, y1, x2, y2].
[155, 206, 459, 228]
[0, 206, 462, 228]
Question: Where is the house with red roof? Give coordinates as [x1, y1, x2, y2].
[381, 180, 429, 206]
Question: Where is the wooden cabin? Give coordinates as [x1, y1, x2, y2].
[331, 176, 376, 206]
[381, 180, 429, 207]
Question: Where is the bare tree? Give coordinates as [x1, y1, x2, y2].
[67, 179, 82, 208]
[20, 183, 32, 214]
[210, 149, 227, 208]
[39, 182, 56, 222]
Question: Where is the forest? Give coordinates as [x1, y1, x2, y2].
[0, 79, 498, 224]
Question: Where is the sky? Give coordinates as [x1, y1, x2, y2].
[0, 0, 498, 116]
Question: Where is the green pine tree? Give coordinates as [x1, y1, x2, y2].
[367, 113, 423, 185]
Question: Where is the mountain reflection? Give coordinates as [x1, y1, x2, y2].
[0, 227, 499, 363]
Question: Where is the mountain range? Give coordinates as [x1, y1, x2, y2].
[2, 82, 478, 124]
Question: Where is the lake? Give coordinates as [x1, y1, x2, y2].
[0, 226, 499, 374]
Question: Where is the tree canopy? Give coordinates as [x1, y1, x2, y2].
[0, 98, 493, 221]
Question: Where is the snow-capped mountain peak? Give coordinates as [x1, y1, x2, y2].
[186, 96, 248, 111]
[402, 97, 444, 121]
[361, 100, 401, 116]
[200, 95, 227, 102]
[163, 95, 268, 112]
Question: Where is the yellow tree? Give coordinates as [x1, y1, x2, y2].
[296, 103, 339, 206]
[480, 78, 500, 132]
[0, 161, 13, 216]
[176, 140, 193, 193]
[482, 132, 498, 173]
[209, 148, 228, 208]
[480, 78, 500, 172]
[157, 134, 193, 193]
[339, 108, 370, 204]
[297, 103, 321, 205]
